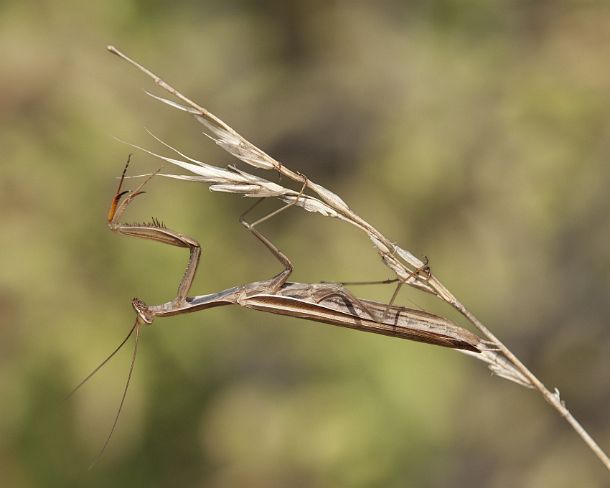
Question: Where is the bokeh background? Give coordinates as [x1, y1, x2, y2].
[1, 1, 609, 486]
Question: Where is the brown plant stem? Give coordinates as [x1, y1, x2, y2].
[107, 45, 610, 473]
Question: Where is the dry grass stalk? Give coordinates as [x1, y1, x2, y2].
[106, 45, 610, 472]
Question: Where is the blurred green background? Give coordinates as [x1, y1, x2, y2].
[1, 1, 609, 486]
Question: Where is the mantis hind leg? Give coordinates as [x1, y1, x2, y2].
[324, 257, 432, 321]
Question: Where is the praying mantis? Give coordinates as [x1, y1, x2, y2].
[109, 159, 483, 352]
[74, 154, 516, 464]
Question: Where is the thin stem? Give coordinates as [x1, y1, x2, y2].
[451, 298, 610, 471]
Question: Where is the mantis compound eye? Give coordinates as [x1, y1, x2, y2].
[132, 297, 154, 324]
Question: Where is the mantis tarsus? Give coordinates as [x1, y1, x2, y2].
[75, 156, 502, 464]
